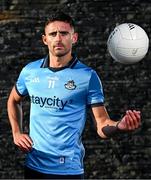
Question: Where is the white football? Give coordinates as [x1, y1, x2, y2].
[107, 23, 149, 64]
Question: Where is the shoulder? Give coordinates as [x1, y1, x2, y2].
[24, 58, 44, 70]
[20, 58, 44, 75]
[75, 59, 94, 72]
[75, 59, 98, 78]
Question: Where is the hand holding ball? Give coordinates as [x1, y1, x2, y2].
[107, 23, 149, 64]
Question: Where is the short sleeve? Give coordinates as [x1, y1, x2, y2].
[87, 70, 104, 106]
[15, 68, 28, 96]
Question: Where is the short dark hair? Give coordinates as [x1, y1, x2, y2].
[45, 10, 75, 29]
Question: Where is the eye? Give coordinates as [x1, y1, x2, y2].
[60, 31, 69, 36]
[49, 32, 57, 37]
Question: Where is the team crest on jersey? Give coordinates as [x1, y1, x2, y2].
[64, 80, 76, 90]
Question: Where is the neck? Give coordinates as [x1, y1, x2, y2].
[49, 53, 73, 68]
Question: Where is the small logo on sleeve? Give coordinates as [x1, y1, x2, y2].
[64, 80, 76, 90]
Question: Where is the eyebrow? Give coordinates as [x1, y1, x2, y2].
[48, 31, 70, 35]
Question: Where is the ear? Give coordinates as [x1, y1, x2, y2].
[42, 34, 48, 45]
[72, 33, 78, 44]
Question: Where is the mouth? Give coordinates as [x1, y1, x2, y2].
[54, 43, 64, 49]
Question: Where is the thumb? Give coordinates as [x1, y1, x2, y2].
[117, 115, 128, 130]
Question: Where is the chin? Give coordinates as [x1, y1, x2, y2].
[55, 51, 70, 57]
[55, 53, 65, 57]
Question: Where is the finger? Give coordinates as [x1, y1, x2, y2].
[131, 110, 141, 128]
[126, 110, 140, 129]
[133, 110, 141, 125]
[124, 115, 132, 130]
[22, 136, 33, 149]
[17, 140, 32, 152]
[125, 114, 133, 130]
[125, 111, 136, 130]
[16, 136, 33, 151]
[18, 146, 31, 153]
[126, 111, 139, 130]
[23, 135, 33, 146]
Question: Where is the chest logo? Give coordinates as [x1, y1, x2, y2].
[64, 80, 76, 90]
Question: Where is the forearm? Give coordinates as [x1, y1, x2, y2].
[92, 106, 119, 138]
[97, 118, 119, 138]
[7, 87, 33, 152]
[101, 120, 121, 138]
[7, 98, 23, 136]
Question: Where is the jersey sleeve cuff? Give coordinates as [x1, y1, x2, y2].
[15, 84, 28, 97]
[88, 102, 104, 107]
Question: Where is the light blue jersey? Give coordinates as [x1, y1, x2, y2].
[15, 55, 104, 175]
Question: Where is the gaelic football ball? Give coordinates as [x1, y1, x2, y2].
[107, 23, 149, 64]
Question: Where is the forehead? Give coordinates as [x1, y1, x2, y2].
[45, 21, 73, 32]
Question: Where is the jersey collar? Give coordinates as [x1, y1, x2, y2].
[40, 54, 78, 72]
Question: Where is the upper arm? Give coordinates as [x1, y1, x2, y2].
[87, 70, 104, 106]
[8, 86, 24, 104]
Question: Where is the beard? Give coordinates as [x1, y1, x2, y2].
[54, 50, 70, 57]
[52, 46, 71, 57]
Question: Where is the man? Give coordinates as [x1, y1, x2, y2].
[7, 11, 141, 179]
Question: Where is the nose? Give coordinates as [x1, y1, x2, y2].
[55, 32, 62, 41]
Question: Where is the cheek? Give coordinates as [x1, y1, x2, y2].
[65, 38, 74, 46]
[46, 39, 53, 47]
[65, 41, 73, 49]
